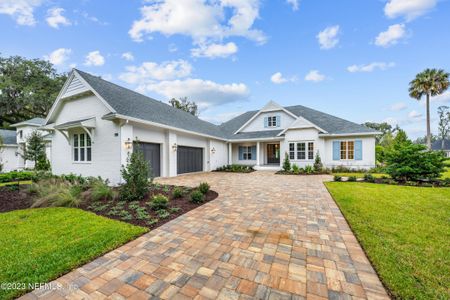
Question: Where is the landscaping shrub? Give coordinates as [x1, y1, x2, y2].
[292, 164, 300, 174]
[215, 164, 254, 173]
[313, 152, 323, 172]
[385, 142, 446, 181]
[348, 176, 357, 182]
[198, 182, 210, 194]
[190, 190, 204, 203]
[31, 179, 83, 208]
[172, 187, 184, 198]
[333, 175, 342, 182]
[364, 173, 375, 182]
[0, 171, 35, 183]
[304, 165, 314, 174]
[90, 180, 114, 201]
[282, 152, 291, 172]
[120, 150, 150, 201]
[156, 209, 170, 219]
[149, 194, 169, 210]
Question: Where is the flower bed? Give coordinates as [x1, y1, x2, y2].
[214, 164, 255, 173]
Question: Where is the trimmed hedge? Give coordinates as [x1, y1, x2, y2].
[0, 171, 36, 183]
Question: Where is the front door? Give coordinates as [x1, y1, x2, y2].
[267, 144, 280, 164]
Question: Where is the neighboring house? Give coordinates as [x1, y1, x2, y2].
[7, 69, 379, 183]
[431, 139, 450, 158]
[0, 129, 19, 172]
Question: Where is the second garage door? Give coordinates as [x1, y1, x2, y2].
[177, 146, 203, 174]
[134, 142, 161, 177]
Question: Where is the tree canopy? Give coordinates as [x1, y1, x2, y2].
[168, 97, 199, 116]
[0, 55, 67, 128]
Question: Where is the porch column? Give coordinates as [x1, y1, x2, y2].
[256, 142, 260, 166]
[228, 143, 232, 165]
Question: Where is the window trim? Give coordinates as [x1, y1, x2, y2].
[240, 146, 254, 161]
[288, 141, 315, 161]
[267, 116, 277, 127]
[72, 132, 92, 163]
[339, 140, 355, 161]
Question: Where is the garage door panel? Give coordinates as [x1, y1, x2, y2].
[134, 142, 161, 177]
[177, 146, 203, 174]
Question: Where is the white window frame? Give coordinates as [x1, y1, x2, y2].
[340, 140, 354, 160]
[267, 116, 277, 127]
[72, 132, 92, 163]
[288, 141, 314, 161]
[242, 146, 253, 160]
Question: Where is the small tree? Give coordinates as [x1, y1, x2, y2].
[313, 151, 323, 172]
[437, 106, 450, 149]
[385, 142, 445, 181]
[169, 97, 199, 116]
[282, 152, 291, 172]
[120, 150, 150, 201]
[23, 131, 49, 170]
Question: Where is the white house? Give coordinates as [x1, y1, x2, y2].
[6, 69, 379, 183]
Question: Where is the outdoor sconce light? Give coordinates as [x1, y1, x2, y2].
[211, 147, 216, 154]
[124, 138, 133, 149]
[172, 143, 178, 151]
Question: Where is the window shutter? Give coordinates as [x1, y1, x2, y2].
[251, 146, 256, 159]
[355, 140, 362, 160]
[276, 115, 281, 127]
[333, 141, 340, 160]
[264, 117, 268, 128]
[238, 146, 244, 160]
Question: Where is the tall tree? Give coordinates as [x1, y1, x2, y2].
[437, 105, 450, 149]
[363, 122, 394, 144]
[0, 55, 67, 128]
[168, 97, 199, 116]
[409, 68, 450, 150]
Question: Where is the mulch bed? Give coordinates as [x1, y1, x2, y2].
[80, 185, 218, 229]
[276, 171, 330, 175]
[0, 185, 33, 213]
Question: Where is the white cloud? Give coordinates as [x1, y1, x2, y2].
[270, 72, 297, 84]
[286, 0, 299, 11]
[84, 51, 105, 66]
[191, 42, 238, 58]
[0, 0, 43, 26]
[304, 70, 326, 82]
[119, 60, 192, 83]
[128, 0, 266, 45]
[43, 48, 72, 66]
[408, 110, 423, 118]
[317, 25, 340, 50]
[121, 52, 134, 61]
[375, 23, 406, 47]
[388, 102, 407, 111]
[385, 0, 437, 21]
[431, 91, 450, 104]
[46, 7, 71, 29]
[347, 62, 396, 73]
[142, 79, 250, 109]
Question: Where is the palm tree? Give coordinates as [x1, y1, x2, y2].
[409, 69, 450, 150]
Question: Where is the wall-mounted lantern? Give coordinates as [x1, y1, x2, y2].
[124, 138, 133, 150]
[211, 147, 216, 154]
[172, 143, 178, 152]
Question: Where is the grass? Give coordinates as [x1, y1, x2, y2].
[0, 208, 148, 299]
[441, 167, 450, 179]
[332, 172, 387, 178]
[0, 180, 32, 187]
[325, 182, 450, 299]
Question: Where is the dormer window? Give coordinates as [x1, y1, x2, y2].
[265, 115, 280, 128]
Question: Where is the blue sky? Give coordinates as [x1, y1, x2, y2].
[1, 0, 450, 138]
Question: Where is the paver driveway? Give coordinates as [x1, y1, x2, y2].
[22, 172, 388, 300]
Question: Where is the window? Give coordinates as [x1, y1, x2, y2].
[267, 116, 277, 127]
[308, 142, 314, 160]
[297, 143, 306, 160]
[73, 133, 92, 162]
[289, 142, 315, 160]
[289, 143, 295, 160]
[239, 146, 254, 160]
[340, 141, 354, 160]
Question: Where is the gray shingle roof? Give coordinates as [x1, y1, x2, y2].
[11, 117, 46, 127]
[75, 69, 377, 141]
[431, 139, 450, 151]
[75, 69, 227, 139]
[0, 129, 17, 145]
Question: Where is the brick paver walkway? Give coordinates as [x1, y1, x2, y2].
[22, 172, 389, 300]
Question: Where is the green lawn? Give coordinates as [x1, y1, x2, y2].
[325, 182, 450, 299]
[332, 172, 387, 178]
[0, 208, 148, 299]
[442, 167, 450, 179]
[0, 180, 32, 187]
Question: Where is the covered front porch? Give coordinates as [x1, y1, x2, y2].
[227, 139, 283, 170]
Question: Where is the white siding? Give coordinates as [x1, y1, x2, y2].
[323, 136, 376, 169]
[0, 146, 18, 172]
[282, 128, 323, 168]
[209, 140, 228, 170]
[241, 111, 296, 132]
[62, 76, 89, 98]
[51, 95, 122, 184]
[231, 143, 257, 165]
